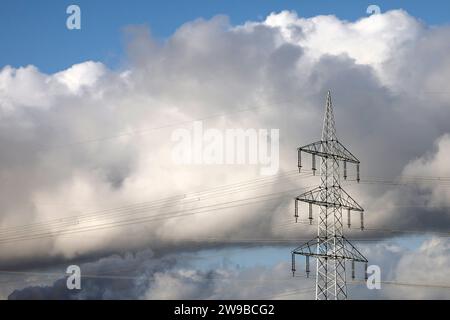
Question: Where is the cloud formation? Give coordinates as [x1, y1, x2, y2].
[0, 10, 450, 299]
[8, 238, 450, 299]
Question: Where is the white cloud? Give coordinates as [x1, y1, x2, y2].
[0, 10, 450, 285]
[388, 238, 450, 299]
[53, 61, 106, 94]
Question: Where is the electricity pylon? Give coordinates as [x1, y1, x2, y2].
[291, 91, 368, 300]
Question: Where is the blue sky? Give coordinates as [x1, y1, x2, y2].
[192, 237, 426, 268]
[1, 0, 450, 73]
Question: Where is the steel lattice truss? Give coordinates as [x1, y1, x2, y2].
[291, 91, 367, 300]
[298, 140, 359, 165]
[295, 186, 363, 212]
[292, 237, 367, 262]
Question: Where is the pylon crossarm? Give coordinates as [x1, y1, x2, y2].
[296, 186, 364, 212]
[334, 140, 359, 164]
[340, 187, 364, 212]
[292, 239, 316, 256]
[292, 237, 367, 263]
[298, 140, 359, 164]
[343, 237, 368, 263]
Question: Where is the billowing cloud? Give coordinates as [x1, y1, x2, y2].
[7, 249, 313, 300]
[0, 9, 450, 299]
[8, 238, 450, 299]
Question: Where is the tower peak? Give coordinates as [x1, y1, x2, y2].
[321, 90, 337, 142]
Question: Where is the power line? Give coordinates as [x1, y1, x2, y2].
[1, 170, 450, 243]
[348, 279, 450, 290]
[26, 172, 450, 209]
[3, 268, 448, 291]
[0, 189, 449, 244]
[0, 173, 313, 236]
[31, 94, 317, 152]
[0, 189, 301, 244]
[35, 105, 266, 151]
[0, 170, 307, 232]
[3, 172, 450, 237]
[260, 287, 315, 299]
[292, 272, 450, 290]
[275, 219, 450, 237]
[2, 184, 448, 244]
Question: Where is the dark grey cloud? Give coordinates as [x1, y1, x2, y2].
[8, 250, 169, 299]
[8, 238, 450, 300]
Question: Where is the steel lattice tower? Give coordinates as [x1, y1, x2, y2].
[291, 91, 368, 300]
